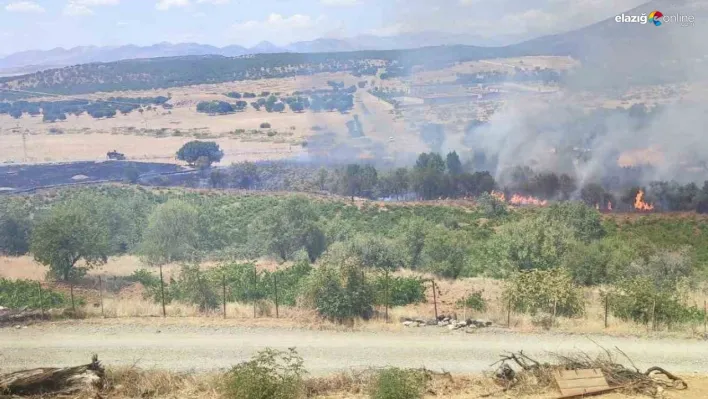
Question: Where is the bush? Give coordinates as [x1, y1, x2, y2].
[503, 268, 584, 317]
[476, 192, 507, 217]
[260, 122, 271, 129]
[373, 275, 426, 307]
[456, 290, 487, 312]
[0, 279, 66, 309]
[369, 368, 426, 399]
[170, 265, 220, 312]
[224, 348, 306, 399]
[610, 276, 702, 329]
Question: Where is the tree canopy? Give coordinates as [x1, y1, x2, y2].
[176, 140, 224, 167]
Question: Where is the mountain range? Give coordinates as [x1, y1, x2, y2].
[0, 31, 524, 75]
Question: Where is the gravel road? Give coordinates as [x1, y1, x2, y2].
[1, 324, 707, 375]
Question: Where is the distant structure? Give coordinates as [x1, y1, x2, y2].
[107, 150, 126, 160]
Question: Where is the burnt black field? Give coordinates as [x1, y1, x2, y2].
[0, 161, 185, 192]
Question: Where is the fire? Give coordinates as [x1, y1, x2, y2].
[510, 194, 548, 206]
[491, 190, 506, 202]
[634, 190, 654, 211]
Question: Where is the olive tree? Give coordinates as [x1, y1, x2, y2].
[139, 200, 199, 316]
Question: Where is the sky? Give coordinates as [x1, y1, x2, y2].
[0, 0, 648, 54]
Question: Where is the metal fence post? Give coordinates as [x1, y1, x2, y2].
[222, 274, 227, 319]
[431, 280, 438, 320]
[273, 273, 279, 319]
[604, 293, 609, 329]
[98, 276, 104, 318]
[37, 282, 44, 319]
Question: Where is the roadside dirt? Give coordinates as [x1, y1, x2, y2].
[1, 321, 707, 377]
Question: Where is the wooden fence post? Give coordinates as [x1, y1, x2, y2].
[37, 282, 44, 319]
[604, 293, 609, 329]
[273, 273, 279, 319]
[159, 264, 166, 318]
[253, 265, 257, 319]
[704, 300, 706, 336]
[222, 274, 227, 319]
[431, 280, 438, 320]
[507, 296, 512, 328]
[98, 276, 104, 318]
[70, 281, 76, 315]
[384, 269, 389, 323]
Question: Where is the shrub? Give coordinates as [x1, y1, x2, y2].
[610, 276, 702, 329]
[373, 275, 426, 307]
[476, 192, 507, 217]
[260, 122, 271, 129]
[170, 265, 220, 312]
[0, 279, 66, 309]
[503, 268, 584, 317]
[369, 368, 426, 399]
[456, 290, 487, 312]
[224, 348, 306, 399]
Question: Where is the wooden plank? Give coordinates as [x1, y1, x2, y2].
[553, 368, 610, 397]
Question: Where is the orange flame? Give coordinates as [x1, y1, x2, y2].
[510, 194, 548, 206]
[634, 190, 654, 211]
[491, 190, 506, 202]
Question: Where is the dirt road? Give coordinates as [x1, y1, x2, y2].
[1, 323, 707, 375]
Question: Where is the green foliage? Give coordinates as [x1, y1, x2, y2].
[209, 262, 269, 303]
[0, 199, 32, 255]
[456, 290, 487, 312]
[301, 243, 375, 322]
[503, 268, 584, 317]
[127, 268, 161, 287]
[248, 197, 326, 262]
[139, 200, 200, 266]
[176, 140, 224, 167]
[224, 348, 306, 399]
[538, 202, 605, 242]
[369, 368, 427, 399]
[31, 195, 111, 281]
[610, 276, 702, 328]
[421, 227, 469, 279]
[373, 275, 426, 307]
[484, 217, 577, 277]
[170, 264, 220, 311]
[476, 192, 507, 217]
[562, 237, 655, 286]
[196, 100, 235, 114]
[0, 279, 66, 309]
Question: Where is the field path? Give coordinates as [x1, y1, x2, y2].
[1, 323, 707, 375]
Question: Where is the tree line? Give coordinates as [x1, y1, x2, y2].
[0, 96, 169, 122]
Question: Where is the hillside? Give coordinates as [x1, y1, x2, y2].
[0, 0, 704, 96]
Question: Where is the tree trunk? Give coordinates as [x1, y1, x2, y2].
[0, 355, 104, 396]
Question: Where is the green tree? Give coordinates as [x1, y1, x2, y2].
[176, 140, 224, 167]
[249, 197, 326, 262]
[483, 217, 577, 277]
[0, 200, 31, 256]
[421, 227, 468, 279]
[446, 151, 463, 176]
[412, 153, 446, 199]
[538, 202, 605, 243]
[139, 200, 200, 316]
[31, 199, 110, 281]
[394, 217, 431, 269]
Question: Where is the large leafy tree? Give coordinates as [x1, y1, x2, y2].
[249, 197, 326, 262]
[176, 140, 224, 167]
[31, 199, 110, 281]
[412, 153, 447, 200]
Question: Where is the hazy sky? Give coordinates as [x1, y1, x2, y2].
[0, 0, 647, 53]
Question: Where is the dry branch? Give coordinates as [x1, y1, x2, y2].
[0, 355, 104, 396]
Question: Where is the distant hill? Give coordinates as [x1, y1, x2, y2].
[0, 31, 521, 75]
[0, 0, 705, 96]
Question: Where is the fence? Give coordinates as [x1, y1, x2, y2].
[3, 275, 708, 336]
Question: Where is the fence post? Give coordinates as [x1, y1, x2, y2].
[507, 296, 512, 328]
[98, 276, 104, 318]
[273, 273, 279, 319]
[651, 299, 656, 332]
[704, 300, 706, 336]
[222, 274, 227, 319]
[69, 281, 76, 315]
[159, 264, 166, 318]
[253, 265, 257, 319]
[431, 280, 438, 320]
[37, 282, 44, 319]
[384, 269, 389, 323]
[604, 293, 609, 329]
